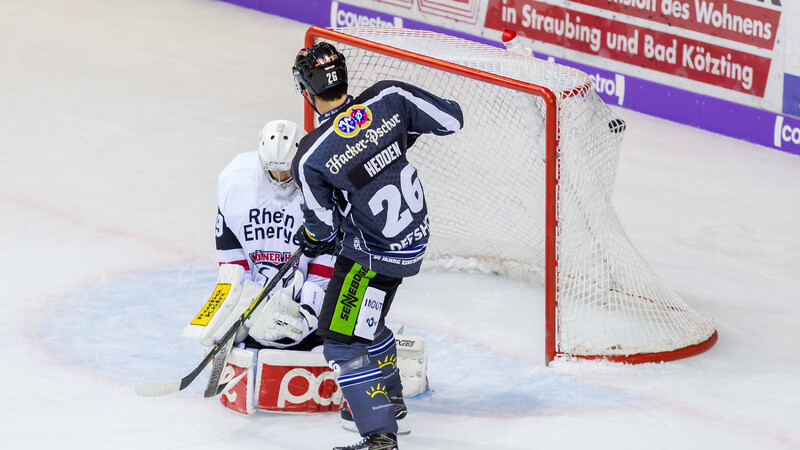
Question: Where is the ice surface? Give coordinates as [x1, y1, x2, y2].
[1, 1, 799, 449]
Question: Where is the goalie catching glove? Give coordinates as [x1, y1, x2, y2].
[246, 270, 323, 347]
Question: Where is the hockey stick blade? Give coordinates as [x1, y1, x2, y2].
[134, 250, 301, 397]
[135, 380, 181, 397]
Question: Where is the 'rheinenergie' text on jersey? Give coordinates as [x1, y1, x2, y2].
[216, 151, 305, 285]
[292, 80, 463, 277]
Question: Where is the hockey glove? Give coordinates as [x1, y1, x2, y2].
[246, 271, 312, 346]
[298, 226, 336, 258]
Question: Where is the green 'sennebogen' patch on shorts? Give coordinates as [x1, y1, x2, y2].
[329, 263, 375, 336]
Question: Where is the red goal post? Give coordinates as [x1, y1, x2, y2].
[302, 26, 717, 364]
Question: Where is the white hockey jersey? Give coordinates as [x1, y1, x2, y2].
[215, 150, 333, 289]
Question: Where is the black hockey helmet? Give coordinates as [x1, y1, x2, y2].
[292, 42, 347, 96]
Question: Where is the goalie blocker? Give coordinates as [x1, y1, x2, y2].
[217, 333, 428, 416]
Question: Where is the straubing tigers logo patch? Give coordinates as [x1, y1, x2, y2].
[334, 105, 372, 138]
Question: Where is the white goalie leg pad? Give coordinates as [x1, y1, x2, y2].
[395, 333, 429, 397]
[183, 264, 246, 344]
[254, 348, 343, 413]
[209, 279, 264, 345]
[218, 345, 258, 416]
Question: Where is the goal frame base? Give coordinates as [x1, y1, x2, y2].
[552, 331, 718, 364]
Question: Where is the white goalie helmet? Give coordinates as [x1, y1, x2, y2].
[258, 119, 302, 194]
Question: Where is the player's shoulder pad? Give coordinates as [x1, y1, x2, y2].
[370, 79, 406, 91]
[217, 151, 261, 206]
[297, 119, 334, 151]
[356, 80, 406, 101]
[218, 151, 260, 187]
[293, 131, 319, 174]
[296, 131, 315, 151]
[293, 121, 336, 179]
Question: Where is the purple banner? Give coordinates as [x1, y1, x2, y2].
[217, 0, 800, 157]
[329, 2, 499, 48]
[225, 0, 333, 25]
[545, 57, 800, 156]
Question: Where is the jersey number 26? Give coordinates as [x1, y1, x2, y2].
[367, 164, 424, 238]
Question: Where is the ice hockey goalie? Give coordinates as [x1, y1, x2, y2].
[184, 263, 429, 416]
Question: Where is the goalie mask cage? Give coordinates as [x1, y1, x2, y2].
[303, 26, 717, 364]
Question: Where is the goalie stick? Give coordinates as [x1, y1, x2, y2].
[215, 359, 253, 398]
[203, 337, 234, 398]
[134, 249, 302, 397]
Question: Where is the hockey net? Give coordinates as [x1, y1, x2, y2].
[304, 27, 717, 364]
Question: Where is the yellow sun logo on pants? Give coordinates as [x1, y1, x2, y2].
[365, 383, 389, 401]
[377, 354, 397, 371]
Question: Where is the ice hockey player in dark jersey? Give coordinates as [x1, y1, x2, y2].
[291, 42, 463, 450]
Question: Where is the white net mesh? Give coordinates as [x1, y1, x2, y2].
[316, 27, 715, 358]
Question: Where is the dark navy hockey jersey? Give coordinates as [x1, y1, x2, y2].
[292, 80, 463, 277]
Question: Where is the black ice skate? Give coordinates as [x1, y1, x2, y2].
[340, 396, 410, 435]
[332, 433, 398, 450]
